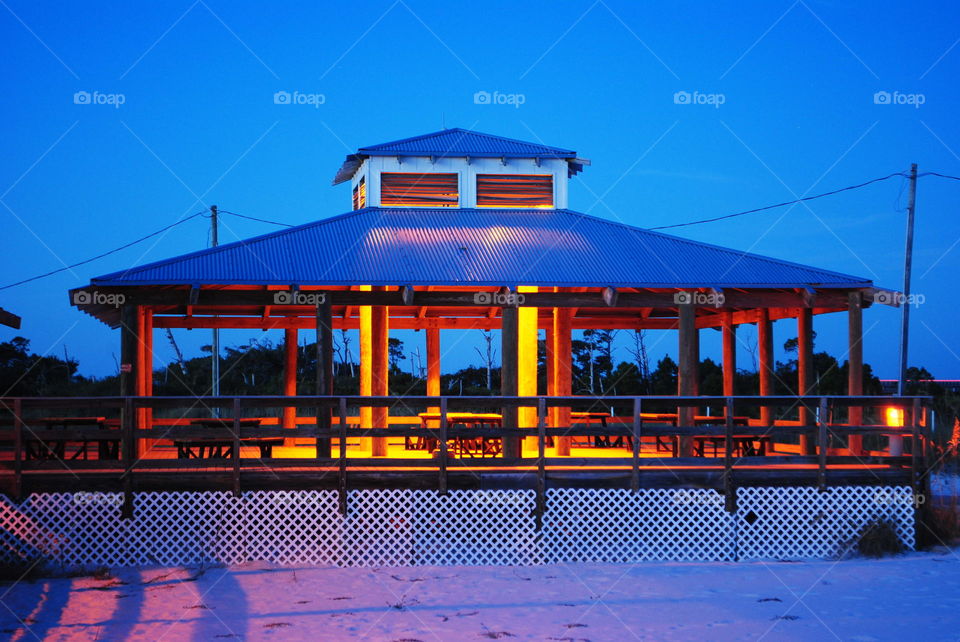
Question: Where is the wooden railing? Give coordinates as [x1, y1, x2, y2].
[0, 394, 933, 518]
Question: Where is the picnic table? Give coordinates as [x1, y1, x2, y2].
[23, 417, 120, 461]
[173, 418, 283, 459]
[415, 412, 503, 457]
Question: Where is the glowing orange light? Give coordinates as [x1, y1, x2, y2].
[884, 407, 904, 427]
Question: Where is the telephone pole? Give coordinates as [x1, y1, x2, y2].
[897, 164, 918, 396]
[210, 205, 220, 414]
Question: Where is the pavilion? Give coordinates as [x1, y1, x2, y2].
[71, 128, 892, 459]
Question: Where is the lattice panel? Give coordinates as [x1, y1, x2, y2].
[541, 488, 735, 562]
[0, 486, 916, 568]
[736, 486, 916, 560]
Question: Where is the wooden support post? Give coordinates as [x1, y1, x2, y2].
[722, 310, 736, 401]
[724, 397, 736, 512]
[338, 397, 348, 515]
[232, 398, 241, 497]
[426, 327, 440, 428]
[535, 397, 546, 531]
[818, 397, 828, 491]
[911, 398, 921, 497]
[847, 291, 865, 455]
[518, 287, 538, 451]
[798, 308, 815, 455]
[501, 305, 520, 458]
[438, 397, 448, 495]
[359, 285, 373, 452]
[677, 302, 698, 457]
[13, 398, 22, 501]
[143, 308, 154, 451]
[631, 398, 641, 492]
[135, 306, 148, 457]
[371, 299, 389, 457]
[120, 304, 138, 518]
[316, 299, 333, 458]
[552, 307, 573, 455]
[283, 328, 298, 431]
[757, 309, 774, 427]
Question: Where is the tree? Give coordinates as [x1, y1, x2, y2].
[649, 355, 678, 394]
[473, 329, 497, 390]
[388, 338, 405, 373]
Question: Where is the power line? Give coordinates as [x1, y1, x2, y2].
[0, 212, 205, 290]
[649, 172, 909, 231]
[921, 171, 960, 182]
[219, 210, 293, 227]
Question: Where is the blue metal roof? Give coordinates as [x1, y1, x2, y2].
[90, 208, 871, 289]
[333, 128, 584, 184]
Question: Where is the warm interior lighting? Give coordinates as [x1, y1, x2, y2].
[884, 407, 904, 427]
[476, 174, 553, 208]
[381, 172, 458, 207]
[352, 176, 366, 210]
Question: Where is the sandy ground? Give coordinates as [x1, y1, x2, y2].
[2, 549, 960, 641]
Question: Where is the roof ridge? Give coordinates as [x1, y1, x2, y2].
[359, 128, 574, 154]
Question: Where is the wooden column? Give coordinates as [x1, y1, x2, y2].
[316, 300, 333, 458]
[552, 307, 573, 456]
[798, 308, 815, 455]
[848, 291, 865, 455]
[426, 328, 441, 431]
[501, 305, 520, 458]
[757, 308, 774, 427]
[722, 309, 736, 400]
[119, 305, 142, 457]
[143, 308, 154, 453]
[517, 287, 539, 452]
[677, 303, 698, 456]
[282, 328, 298, 430]
[359, 286, 373, 452]
[371, 297, 389, 457]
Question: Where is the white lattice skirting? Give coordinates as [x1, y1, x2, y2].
[0, 486, 915, 568]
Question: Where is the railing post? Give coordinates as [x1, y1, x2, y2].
[338, 397, 348, 516]
[536, 397, 546, 531]
[724, 397, 736, 512]
[232, 399, 241, 498]
[13, 398, 22, 501]
[121, 396, 135, 519]
[817, 397, 828, 491]
[631, 398, 642, 493]
[911, 398, 921, 497]
[438, 397, 448, 496]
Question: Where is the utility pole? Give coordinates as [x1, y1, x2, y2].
[897, 164, 918, 396]
[210, 205, 220, 415]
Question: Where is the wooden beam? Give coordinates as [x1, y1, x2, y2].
[359, 287, 373, 452]
[0, 307, 21, 329]
[501, 305, 520, 458]
[316, 300, 333, 457]
[518, 287, 539, 442]
[371, 296, 389, 457]
[552, 307, 573, 455]
[721, 309, 736, 399]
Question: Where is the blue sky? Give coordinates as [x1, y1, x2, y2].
[1, 0, 959, 381]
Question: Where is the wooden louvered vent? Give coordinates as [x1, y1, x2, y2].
[476, 174, 553, 208]
[352, 176, 366, 210]
[380, 173, 458, 207]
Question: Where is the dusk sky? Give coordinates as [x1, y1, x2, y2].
[2, 0, 959, 380]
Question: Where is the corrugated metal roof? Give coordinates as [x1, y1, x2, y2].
[359, 128, 577, 158]
[90, 208, 871, 289]
[333, 129, 585, 185]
